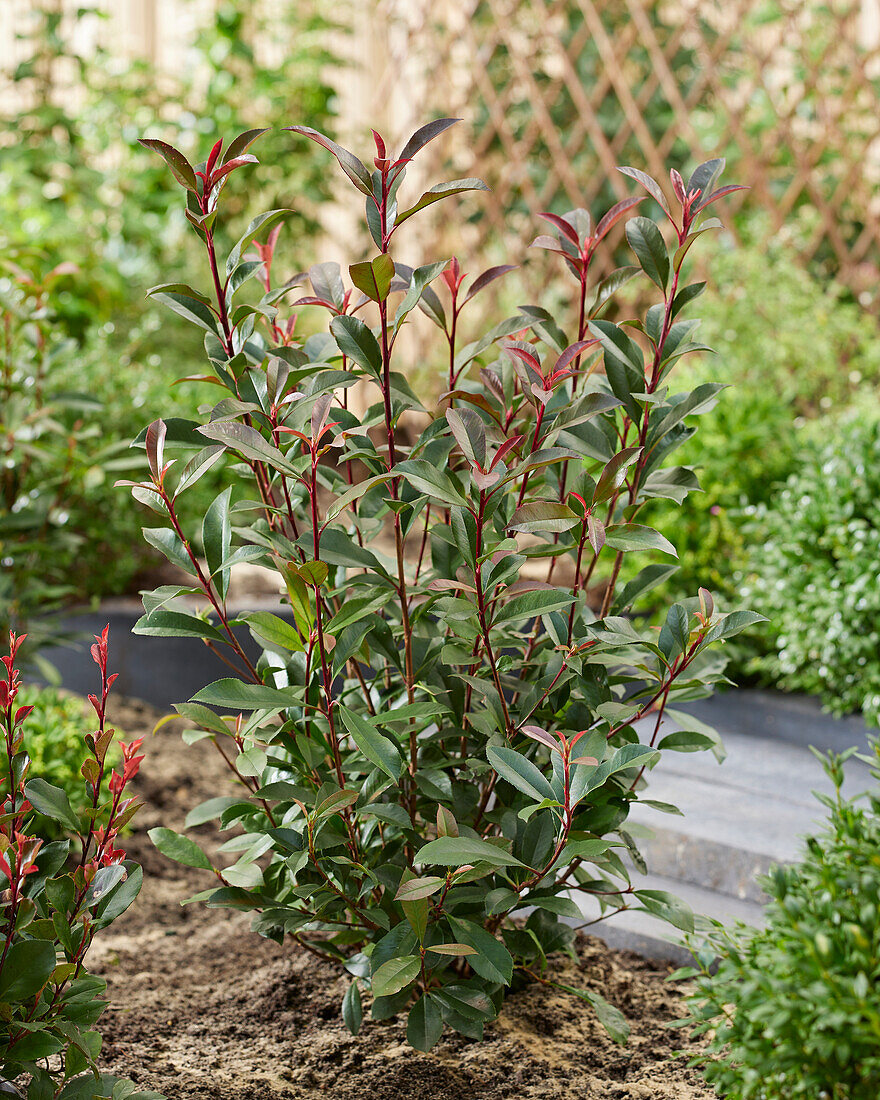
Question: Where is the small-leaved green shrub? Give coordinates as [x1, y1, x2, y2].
[680, 739, 880, 1099]
[742, 406, 880, 723]
[1, 629, 156, 1099]
[126, 121, 760, 1051]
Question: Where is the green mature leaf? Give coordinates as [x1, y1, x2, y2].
[703, 610, 767, 645]
[242, 611, 304, 652]
[396, 459, 467, 508]
[151, 291, 221, 338]
[24, 779, 80, 832]
[203, 486, 232, 597]
[95, 863, 143, 923]
[509, 501, 579, 534]
[604, 524, 677, 557]
[613, 563, 679, 613]
[0, 939, 56, 1001]
[659, 603, 690, 661]
[407, 994, 444, 1051]
[330, 315, 382, 376]
[487, 746, 555, 804]
[446, 407, 487, 469]
[141, 527, 195, 575]
[396, 178, 488, 224]
[634, 888, 694, 932]
[349, 254, 395, 302]
[395, 260, 448, 325]
[416, 836, 525, 869]
[395, 876, 445, 902]
[562, 838, 611, 861]
[557, 983, 630, 1043]
[148, 828, 212, 871]
[584, 744, 659, 794]
[133, 608, 227, 643]
[342, 981, 363, 1035]
[192, 679, 298, 711]
[626, 216, 669, 290]
[657, 730, 716, 753]
[447, 916, 514, 984]
[494, 589, 575, 625]
[593, 448, 642, 506]
[314, 789, 359, 819]
[198, 421, 299, 476]
[372, 955, 421, 997]
[339, 706, 404, 781]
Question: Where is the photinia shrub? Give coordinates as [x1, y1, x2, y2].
[1, 629, 158, 1099]
[8, 686, 119, 839]
[128, 121, 761, 1050]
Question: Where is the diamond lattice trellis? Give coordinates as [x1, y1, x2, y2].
[335, 0, 880, 305]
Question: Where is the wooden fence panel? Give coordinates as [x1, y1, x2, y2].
[3, 0, 880, 299]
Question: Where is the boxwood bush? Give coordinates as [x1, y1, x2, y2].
[681, 739, 880, 1098]
[742, 405, 880, 723]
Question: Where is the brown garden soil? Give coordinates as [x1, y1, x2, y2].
[88, 696, 712, 1100]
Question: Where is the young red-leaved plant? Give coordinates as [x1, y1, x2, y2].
[0, 629, 152, 1094]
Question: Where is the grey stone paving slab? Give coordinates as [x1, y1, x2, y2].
[630, 714, 874, 866]
[682, 689, 875, 755]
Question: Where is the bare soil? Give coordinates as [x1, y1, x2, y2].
[89, 696, 711, 1100]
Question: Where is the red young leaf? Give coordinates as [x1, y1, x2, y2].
[463, 264, 517, 305]
[145, 420, 167, 480]
[210, 154, 258, 187]
[490, 434, 524, 470]
[670, 169, 686, 205]
[503, 343, 541, 374]
[521, 725, 559, 750]
[285, 126, 373, 197]
[398, 117, 460, 163]
[554, 340, 596, 374]
[205, 138, 223, 178]
[595, 196, 645, 241]
[617, 166, 670, 214]
[538, 211, 580, 245]
[694, 184, 749, 212]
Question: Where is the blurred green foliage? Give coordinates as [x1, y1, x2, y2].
[742, 404, 880, 723]
[0, 1, 339, 624]
[646, 228, 880, 610]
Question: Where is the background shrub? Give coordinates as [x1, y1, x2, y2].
[648, 227, 880, 609]
[681, 740, 880, 1099]
[741, 405, 880, 723]
[0, 2, 339, 615]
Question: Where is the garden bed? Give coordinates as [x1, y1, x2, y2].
[88, 696, 711, 1100]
